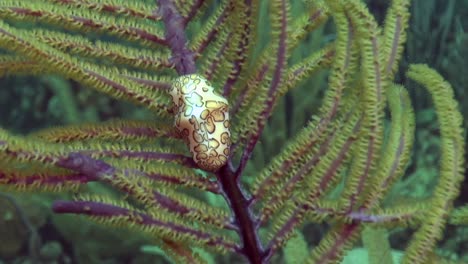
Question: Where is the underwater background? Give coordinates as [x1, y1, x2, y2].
[0, 0, 467, 263]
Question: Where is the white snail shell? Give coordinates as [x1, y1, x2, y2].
[170, 74, 231, 172]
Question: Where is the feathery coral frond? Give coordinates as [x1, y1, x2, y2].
[0, 0, 464, 263]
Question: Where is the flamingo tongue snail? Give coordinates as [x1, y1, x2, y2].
[170, 74, 231, 172]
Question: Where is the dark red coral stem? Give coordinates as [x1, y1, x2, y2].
[217, 166, 268, 264]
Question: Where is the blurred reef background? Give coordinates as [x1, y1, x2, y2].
[0, 0, 467, 263]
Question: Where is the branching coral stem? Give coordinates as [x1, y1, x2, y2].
[157, 1, 265, 262]
[217, 166, 266, 264]
[157, 0, 196, 75]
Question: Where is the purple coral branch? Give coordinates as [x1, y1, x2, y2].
[146, 172, 221, 194]
[222, 0, 255, 97]
[52, 200, 239, 252]
[204, 32, 234, 81]
[86, 70, 171, 112]
[257, 131, 336, 223]
[56, 152, 114, 181]
[157, 0, 196, 75]
[42, 36, 173, 70]
[83, 151, 194, 166]
[346, 210, 412, 223]
[194, 3, 234, 56]
[266, 205, 307, 253]
[315, 223, 361, 263]
[52, 0, 162, 21]
[57, 152, 233, 229]
[38, 121, 178, 143]
[263, 118, 361, 255]
[237, 0, 288, 175]
[231, 63, 270, 116]
[217, 166, 267, 263]
[8, 7, 166, 46]
[0, 171, 90, 187]
[123, 76, 172, 91]
[182, 0, 206, 26]
[157, 1, 265, 261]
